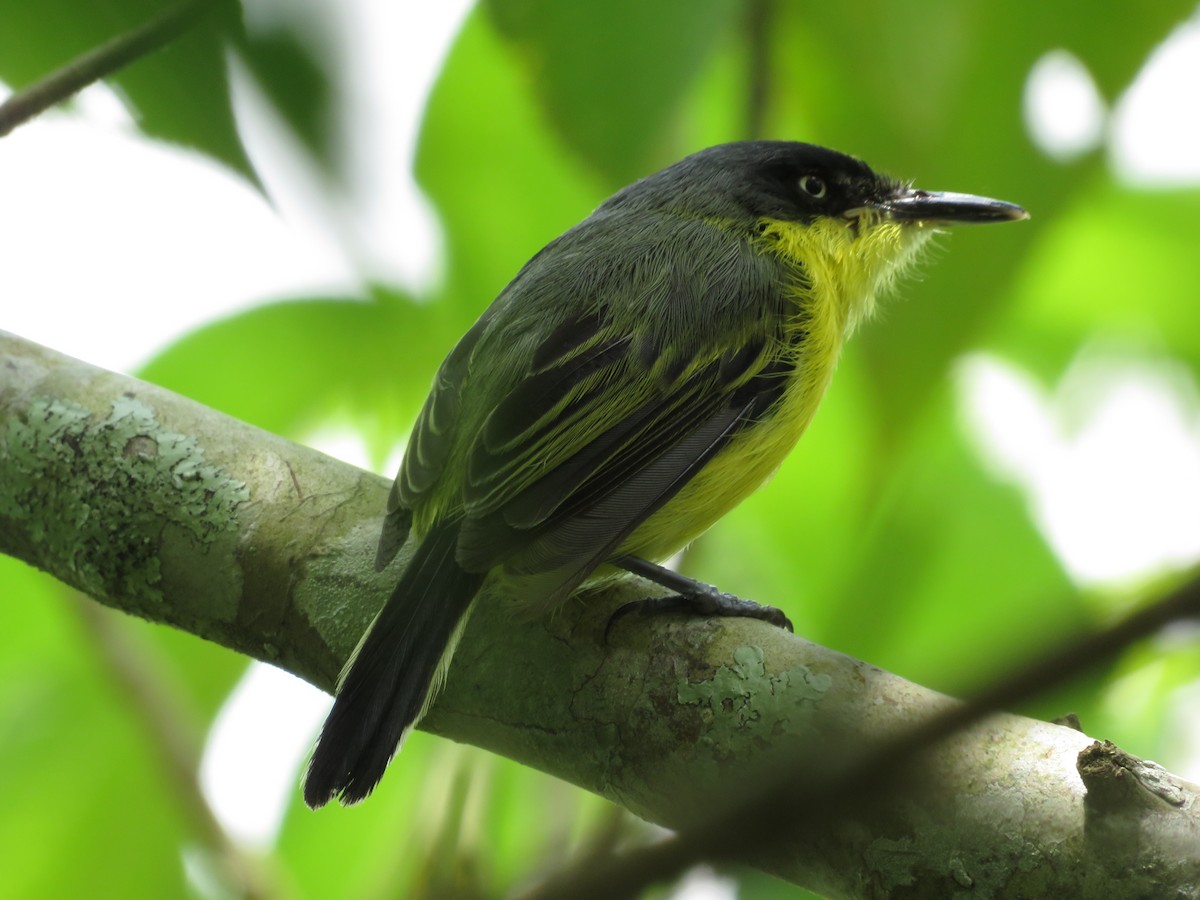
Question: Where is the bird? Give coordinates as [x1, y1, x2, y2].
[303, 140, 1028, 808]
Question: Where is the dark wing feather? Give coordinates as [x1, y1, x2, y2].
[375, 311, 496, 569]
[465, 332, 637, 506]
[495, 392, 757, 611]
[456, 334, 789, 607]
[396, 311, 496, 507]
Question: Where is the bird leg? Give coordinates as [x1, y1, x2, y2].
[607, 555, 793, 640]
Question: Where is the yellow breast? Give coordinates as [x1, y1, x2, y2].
[619, 214, 931, 563]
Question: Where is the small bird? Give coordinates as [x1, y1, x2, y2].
[304, 140, 1028, 807]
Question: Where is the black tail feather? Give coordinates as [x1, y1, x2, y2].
[304, 518, 484, 808]
[374, 493, 413, 572]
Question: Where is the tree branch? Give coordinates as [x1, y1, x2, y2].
[2, 329, 1198, 899]
[528, 576, 1200, 899]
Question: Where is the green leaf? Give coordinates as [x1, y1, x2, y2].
[278, 730, 448, 899]
[415, 8, 604, 312]
[0, 0, 256, 183]
[997, 183, 1200, 374]
[234, 23, 336, 177]
[0, 562, 190, 897]
[485, 0, 740, 184]
[137, 292, 456, 462]
[762, 0, 1194, 447]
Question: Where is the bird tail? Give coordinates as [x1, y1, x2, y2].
[304, 518, 484, 808]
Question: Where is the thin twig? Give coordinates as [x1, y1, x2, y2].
[525, 572, 1200, 899]
[0, 0, 211, 138]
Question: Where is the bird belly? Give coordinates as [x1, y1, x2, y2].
[616, 350, 838, 565]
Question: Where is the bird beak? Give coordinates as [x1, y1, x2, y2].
[877, 188, 1029, 225]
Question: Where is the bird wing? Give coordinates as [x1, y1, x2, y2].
[453, 304, 793, 606]
[390, 216, 795, 604]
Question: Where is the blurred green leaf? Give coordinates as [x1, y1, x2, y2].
[234, 23, 336, 176]
[415, 8, 604, 313]
[0, 0, 256, 182]
[998, 183, 1200, 374]
[138, 292, 456, 462]
[484, 0, 740, 184]
[763, 0, 1193, 448]
[123, 614, 249, 724]
[831, 394, 1080, 690]
[277, 730, 443, 898]
[0, 562, 190, 897]
[279, 738, 611, 897]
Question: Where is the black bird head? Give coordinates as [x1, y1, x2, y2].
[603, 140, 1028, 228]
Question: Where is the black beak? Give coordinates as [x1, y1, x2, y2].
[881, 188, 1029, 225]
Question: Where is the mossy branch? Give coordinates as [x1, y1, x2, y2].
[2, 330, 1198, 899]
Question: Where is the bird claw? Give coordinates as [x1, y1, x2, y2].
[604, 586, 793, 643]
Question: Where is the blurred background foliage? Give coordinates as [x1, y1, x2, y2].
[2, 0, 1199, 897]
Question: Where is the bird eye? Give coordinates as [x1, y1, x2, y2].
[799, 175, 827, 199]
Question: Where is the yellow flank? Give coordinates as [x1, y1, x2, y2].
[619, 214, 934, 564]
